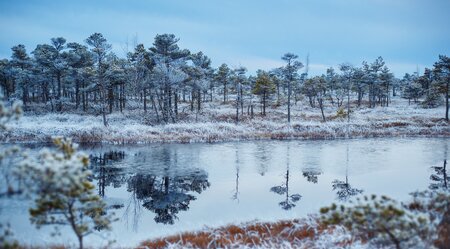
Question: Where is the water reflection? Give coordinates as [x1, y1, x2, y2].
[430, 160, 448, 191]
[270, 145, 302, 210]
[232, 148, 240, 202]
[302, 168, 322, 184]
[254, 143, 272, 176]
[430, 142, 449, 191]
[88, 150, 211, 225]
[332, 144, 363, 201]
[127, 170, 210, 224]
[3, 138, 449, 247]
[90, 151, 127, 197]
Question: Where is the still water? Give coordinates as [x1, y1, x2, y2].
[1, 137, 449, 247]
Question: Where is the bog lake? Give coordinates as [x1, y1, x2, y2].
[1, 137, 449, 247]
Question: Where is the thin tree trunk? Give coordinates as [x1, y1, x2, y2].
[288, 81, 291, 123]
[143, 88, 147, 113]
[262, 92, 266, 116]
[174, 90, 178, 120]
[319, 98, 326, 122]
[223, 82, 227, 103]
[446, 81, 449, 121]
[197, 88, 201, 112]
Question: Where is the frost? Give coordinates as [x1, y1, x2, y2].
[2, 98, 449, 144]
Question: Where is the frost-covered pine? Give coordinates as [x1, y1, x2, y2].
[149, 34, 190, 123]
[0, 98, 22, 248]
[184, 51, 213, 114]
[0, 96, 22, 196]
[253, 70, 275, 116]
[401, 72, 422, 104]
[281, 53, 303, 123]
[319, 193, 448, 249]
[215, 63, 231, 103]
[231, 66, 247, 124]
[32, 37, 69, 112]
[20, 137, 114, 249]
[9, 45, 33, 107]
[432, 55, 450, 121]
[85, 33, 112, 127]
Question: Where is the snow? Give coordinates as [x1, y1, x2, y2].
[2, 98, 449, 144]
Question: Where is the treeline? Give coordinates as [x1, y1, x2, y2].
[0, 33, 448, 125]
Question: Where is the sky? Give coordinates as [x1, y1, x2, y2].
[0, 0, 449, 77]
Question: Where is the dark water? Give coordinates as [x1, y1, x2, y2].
[0, 138, 449, 247]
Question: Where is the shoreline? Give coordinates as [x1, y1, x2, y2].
[3, 98, 449, 145]
[3, 119, 449, 144]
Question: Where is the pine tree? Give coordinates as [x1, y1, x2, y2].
[10, 45, 32, 106]
[215, 63, 231, 103]
[281, 53, 303, 123]
[22, 137, 114, 249]
[253, 70, 275, 116]
[150, 34, 190, 123]
[433, 55, 450, 121]
[85, 33, 112, 126]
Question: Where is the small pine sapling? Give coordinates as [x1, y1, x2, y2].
[21, 137, 115, 249]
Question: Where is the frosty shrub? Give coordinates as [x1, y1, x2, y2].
[421, 85, 443, 109]
[408, 191, 450, 249]
[319, 195, 431, 249]
[335, 107, 347, 119]
[21, 137, 114, 249]
[0, 98, 22, 248]
[0, 98, 22, 131]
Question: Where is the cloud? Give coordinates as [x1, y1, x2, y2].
[0, 0, 448, 78]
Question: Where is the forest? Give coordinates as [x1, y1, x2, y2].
[1, 33, 449, 128]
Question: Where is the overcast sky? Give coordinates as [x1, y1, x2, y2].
[0, 0, 449, 76]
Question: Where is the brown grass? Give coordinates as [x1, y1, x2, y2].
[139, 219, 333, 248]
[380, 121, 410, 128]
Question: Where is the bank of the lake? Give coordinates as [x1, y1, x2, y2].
[2, 103, 449, 144]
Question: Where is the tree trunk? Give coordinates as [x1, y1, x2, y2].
[236, 84, 240, 124]
[174, 91, 178, 121]
[262, 91, 266, 116]
[446, 81, 449, 121]
[143, 88, 147, 113]
[75, 79, 80, 110]
[223, 82, 227, 103]
[77, 234, 83, 249]
[240, 88, 244, 115]
[347, 87, 351, 122]
[197, 88, 201, 112]
[288, 81, 291, 123]
[57, 72, 62, 112]
[386, 81, 389, 107]
[102, 106, 108, 127]
[190, 90, 194, 112]
[319, 98, 326, 122]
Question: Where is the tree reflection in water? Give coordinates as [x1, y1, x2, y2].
[89, 150, 210, 226]
[89, 151, 127, 197]
[332, 144, 363, 202]
[270, 145, 301, 210]
[127, 170, 210, 225]
[232, 147, 240, 202]
[302, 168, 322, 184]
[430, 160, 449, 191]
[430, 143, 449, 191]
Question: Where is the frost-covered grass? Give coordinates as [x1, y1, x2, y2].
[2, 97, 449, 143]
[140, 216, 365, 249]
